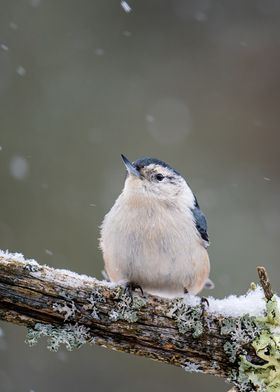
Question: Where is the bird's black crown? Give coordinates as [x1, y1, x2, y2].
[133, 157, 181, 176]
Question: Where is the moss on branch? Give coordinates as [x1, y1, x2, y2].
[0, 250, 279, 392]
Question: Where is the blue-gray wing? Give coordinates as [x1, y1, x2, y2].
[192, 205, 209, 246]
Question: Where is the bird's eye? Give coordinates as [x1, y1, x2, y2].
[155, 173, 164, 181]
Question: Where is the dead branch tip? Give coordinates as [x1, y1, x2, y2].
[257, 266, 273, 301]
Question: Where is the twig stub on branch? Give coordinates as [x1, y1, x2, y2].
[257, 266, 273, 301]
[0, 251, 279, 392]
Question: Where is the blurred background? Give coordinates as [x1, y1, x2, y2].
[1, 0, 280, 390]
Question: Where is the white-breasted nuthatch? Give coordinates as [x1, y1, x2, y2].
[100, 155, 211, 298]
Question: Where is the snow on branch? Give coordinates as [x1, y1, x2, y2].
[0, 250, 279, 392]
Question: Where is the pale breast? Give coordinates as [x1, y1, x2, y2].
[100, 194, 210, 296]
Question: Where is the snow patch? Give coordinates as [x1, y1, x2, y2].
[9, 156, 29, 180]
[0, 249, 39, 267]
[182, 286, 275, 318]
[120, 1, 132, 13]
[0, 249, 116, 290]
[1, 249, 278, 320]
[16, 65, 26, 77]
[1, 43, 8, 51]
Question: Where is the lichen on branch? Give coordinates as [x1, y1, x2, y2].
[0, 249, 279, 392]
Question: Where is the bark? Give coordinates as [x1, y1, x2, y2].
[0, 253, 272, 391]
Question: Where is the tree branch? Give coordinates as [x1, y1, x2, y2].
[257, 266, 273, 301]
[0, 251, 279, 391]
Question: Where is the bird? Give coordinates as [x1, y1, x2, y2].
[100, 155, 211, 298]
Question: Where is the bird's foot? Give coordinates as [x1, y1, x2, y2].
[200, 296, 209, 308]
[124, 282, 144, 303]
[200, 296, 209, 327]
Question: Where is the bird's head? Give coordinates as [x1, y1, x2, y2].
[121, 155, 195, 207]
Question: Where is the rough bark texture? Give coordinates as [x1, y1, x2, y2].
[257, 266, 273, 301]
[0, 253, 267, 390]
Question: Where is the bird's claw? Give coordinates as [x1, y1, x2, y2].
[200, 296, 209, 308]
[200, 296, 209, 327]
[124, 282, 144, 303]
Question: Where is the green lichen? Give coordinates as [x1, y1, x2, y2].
[212, 360, 219, 370]
[166, 298, 204, 338]
[250, 282, 257, 291]
[109, 289, 146, 323]
[182, 360, 203, 373]
[230, 369, 255, 392]
[266, 296, 280, 326]
[221, 316, 261, 363]
[237, 295, 280, 391]
[82, 289, 105, 320]
[53, 301, 77, 321]
[240, 331, 280, 391]
[25, 323, 92, 351]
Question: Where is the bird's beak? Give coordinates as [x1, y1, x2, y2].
[121, 154, 141, 178]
